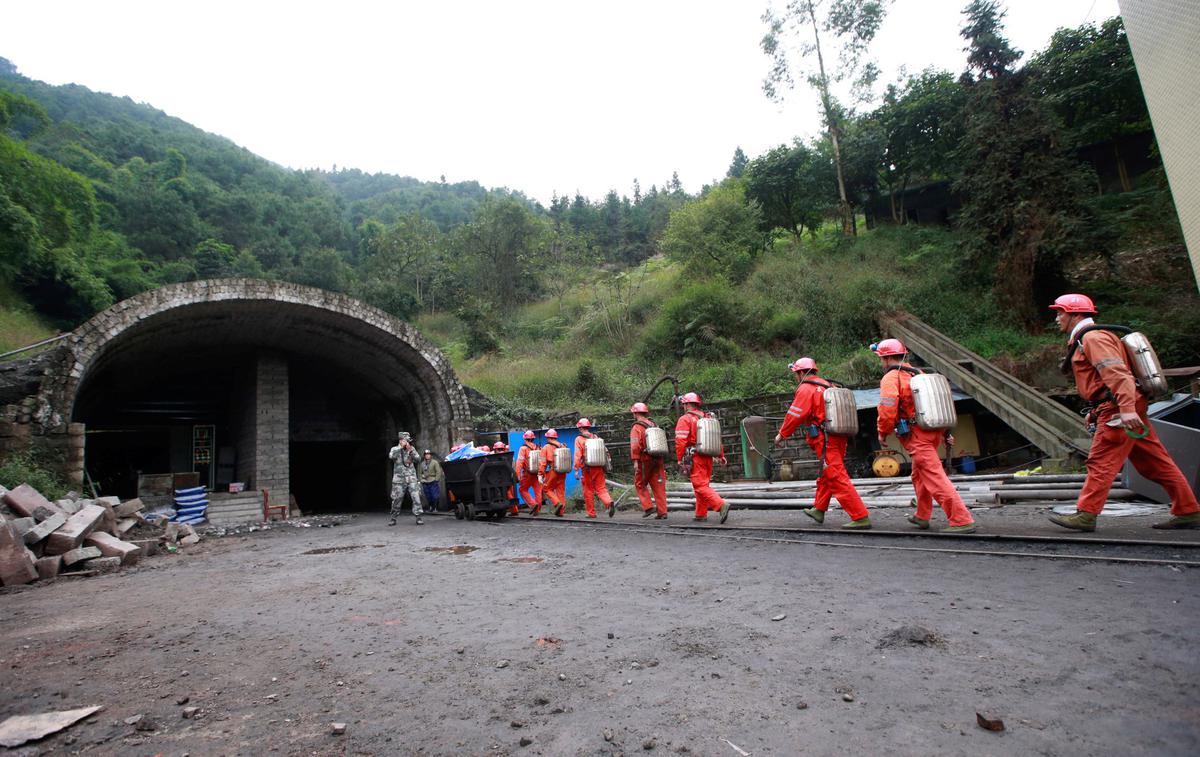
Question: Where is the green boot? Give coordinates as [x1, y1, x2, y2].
[1151, 512, 1200, 530]
[907, 514, 930, 530]
[842, 517, 871, 530]
[802, 507, 825, 525]
[942, 523, 977, 534]
[1049, 510, 1097, 532]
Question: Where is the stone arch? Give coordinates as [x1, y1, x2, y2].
[40, 279, 471, 511]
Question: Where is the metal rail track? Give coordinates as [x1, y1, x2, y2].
[879, 312, 1091, 460]
[485, 514, 1200, 568]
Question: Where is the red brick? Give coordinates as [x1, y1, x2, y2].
[115, 498, 144, 517]
[35, 554, 62, 580]
[22, 511, 66, 545]
[2, 484, 64, 519]
[81, 556, 121, 573]
[0, 521, 37, 586]
[83, 531, 142, 565]
[44, 504, 106, 555]
[61, 545, 102, 566]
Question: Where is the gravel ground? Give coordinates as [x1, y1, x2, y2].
[1, 512, 1197, 756]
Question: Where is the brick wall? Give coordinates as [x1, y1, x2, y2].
[253, 354, 290, 507]
[0, 400, 85, 487]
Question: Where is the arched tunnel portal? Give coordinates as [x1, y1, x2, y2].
[52, 280, 472, 513]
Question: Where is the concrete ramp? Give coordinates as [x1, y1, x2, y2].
[880, 312, 1091, 461]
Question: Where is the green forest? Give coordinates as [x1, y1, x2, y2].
[2, 3, 1198, 419]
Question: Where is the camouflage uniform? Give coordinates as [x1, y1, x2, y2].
[389, 433, 423, 522]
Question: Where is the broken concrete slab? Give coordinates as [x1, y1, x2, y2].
[81, 556, 121, 573]
[115, 518, 137, 536]
[35, 555, 62, 580]
[44, 504, 106, 555]
[95, 497, 119, 534]
[61, 546, 102, 567]
[83, 532, 141, 566]
[55, 499, 81, 515]
[115, 498, 144, 517]
[0, 521, 38, 586]
[0, 705, 103, 748]
[179, 534, 201, 546]
[23, 512, 66, 546]
[2, 484, 64, 520]
[32, 504, 62, 522]
[129, 539, 159, 557]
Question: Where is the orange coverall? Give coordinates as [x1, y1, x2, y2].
[675, 410, 726, 518]
[540, 440, 568, 515]
[630, 419, 668, 516]
[779, 378, 868, 521]
[877, 365, 974, 527]
[515, 442, 543, 514]
[1070, 329, 1200, 516]
[574, 431, 614, 517]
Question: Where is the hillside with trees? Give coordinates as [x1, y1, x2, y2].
[2, 5, 1197, 417]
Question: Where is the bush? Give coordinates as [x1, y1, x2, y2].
[639, 280, 748, 364]
[0, 447, 69, 500]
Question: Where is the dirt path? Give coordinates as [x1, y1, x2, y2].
[1, 514, 1197, 755]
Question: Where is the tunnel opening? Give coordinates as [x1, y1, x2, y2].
[66, 287, 469, 518]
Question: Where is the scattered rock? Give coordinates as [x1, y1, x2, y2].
[496, 660, 510, 669]
[510, 720, 525, 729]
[771, 614, 787, 622]
[842, 693, 855, 703]
[533, 696, 550, 706]
[176, 696, 190, 706]
[796, 701, 808, 710]
[976, 712, 1005, 732]
[643, 737, 657, 750]
[603, 729, 614, 742]
[181, 707, 199, 719]
[877, 625, 945, 649]
[331, 722, 347, 735]
[558, 674, 567, 681]
[519, 736, 533, 747]
[607, 632, 615, 639]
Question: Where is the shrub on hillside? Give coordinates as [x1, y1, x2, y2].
[639, 281, 748, 364]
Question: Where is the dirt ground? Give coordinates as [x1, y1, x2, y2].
[1, 511, 1198, 756]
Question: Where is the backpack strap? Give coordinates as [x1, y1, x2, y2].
[800, 378, 832, 389]
[1061, 324, 1132, 374]
[634, 419, 655, 429]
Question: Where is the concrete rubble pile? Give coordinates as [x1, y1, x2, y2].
[0, 483, 202, 588]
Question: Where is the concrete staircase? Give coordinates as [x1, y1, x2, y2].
[880, 312, 1092, 462]
[206, 492, 266, 526]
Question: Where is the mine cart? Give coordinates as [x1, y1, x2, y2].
[442, 452, 520, 520]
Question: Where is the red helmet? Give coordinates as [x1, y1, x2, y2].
[492, 441, 508, 451]
[1049, 293, 1096, 314]
[523, 430, 536, 440]
[545, 428, 558, 439]
[789, 357, 817, 373]
[576, 418, 592, 428]
[478, 445, 491, 453]
[872, 338, 907, 357]
[680, 392, 702, 405]
[630, 402, 649, 414]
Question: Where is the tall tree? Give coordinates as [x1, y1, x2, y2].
[761, 0, 887, 235]
[953, 0, 1091, 328]
[744, 142, 827, 241]
[660, 178, 768, 283]
[727, 147, 749, 178]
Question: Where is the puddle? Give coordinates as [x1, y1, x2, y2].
[424, 545, 479, 556]
[496, 556, 544, 564]
[303, 544, 386, 555]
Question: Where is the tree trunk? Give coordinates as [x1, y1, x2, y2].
[807, 2, 854, 236]
[1115, 142, 1132, 193]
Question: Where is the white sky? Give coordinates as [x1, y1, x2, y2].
[1, 0, 1118, 205]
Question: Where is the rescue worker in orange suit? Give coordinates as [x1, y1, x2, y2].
[874, 339, 977, 533]
[540, 429, 568, 518]
[629, 402, 669, 519]
[1048, 293, 1200, 531]
[515, 430, 544, 516]
[574, 418, 616, 518]
[491, 441, 519, 515]
[774, 358, 871, 529]
[674, 392, 731, 524]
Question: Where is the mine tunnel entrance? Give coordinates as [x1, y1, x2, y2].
[74, 348, 417, 513]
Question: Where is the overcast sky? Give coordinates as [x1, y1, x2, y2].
[2, 0, 1118, 205]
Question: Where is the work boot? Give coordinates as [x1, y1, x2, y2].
[692, 515, 708, 522]
[718, 502, 731, 524]
[586, 513, 597, 519]
[655, 513, 668, 520]
[942, 523, 976, 534]
[1151, 512, 1200, 530]
[555, 505, 565, 517]
[388, 518, 397, 527]
[530, 506, 540, 517]
[607, 502, 616, 518]
[802, 507, 825, 525]
[642, 508, 655, 518]
[907, 514, 930, 530]
[415, 517, 424, 526]
[842, 517, 872, 530]
[1049, 510, 1097, 532]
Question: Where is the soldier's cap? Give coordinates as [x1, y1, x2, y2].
[397, 431, 412, 440]
[423, 449, 432, 455]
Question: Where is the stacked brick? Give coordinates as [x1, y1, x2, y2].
[0, 483, 201, 588]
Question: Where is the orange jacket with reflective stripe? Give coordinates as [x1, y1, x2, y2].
[1071, 329, 1139, 413]
[515, 441, 538, 477]
[629, 419, 657, 461]
[540, 440, 564, 476]
[574, 430, 597, 469]
[779, 379, 828, 440]
[877, 364, 919, 437]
